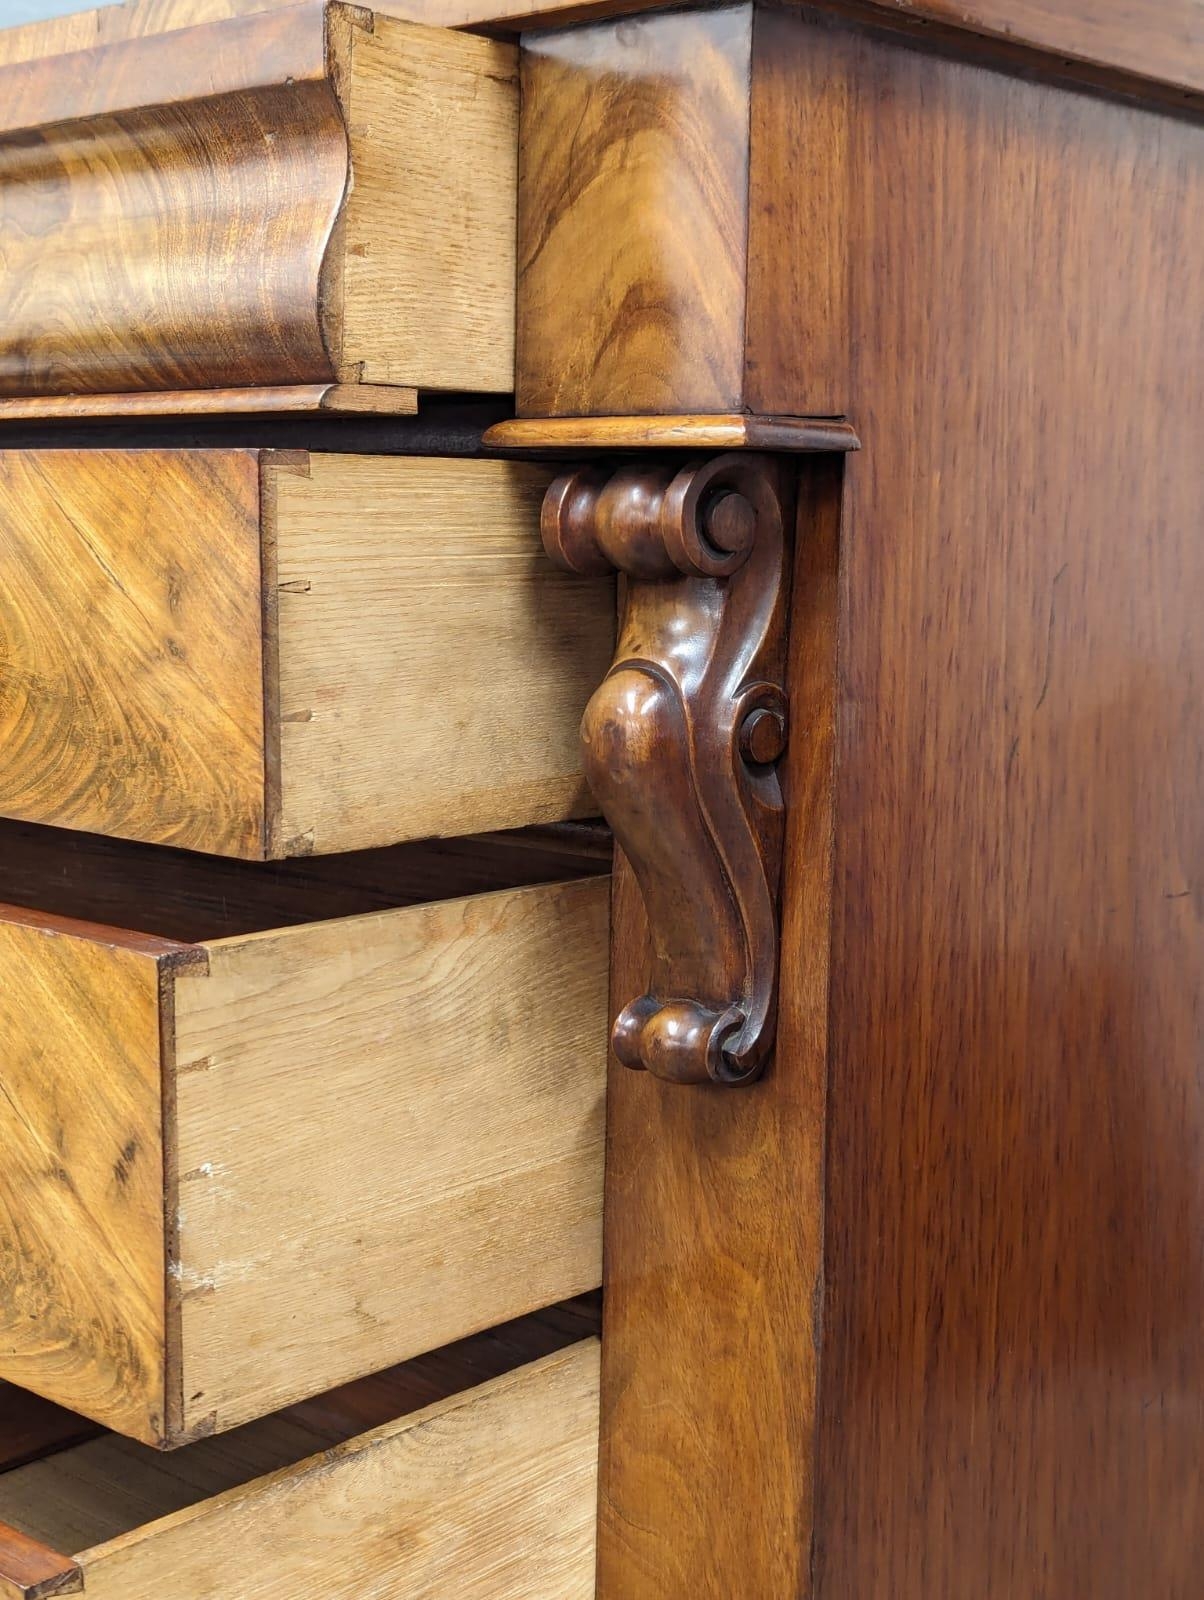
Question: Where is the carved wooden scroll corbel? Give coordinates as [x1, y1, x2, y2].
[541, 453, 789, 1086]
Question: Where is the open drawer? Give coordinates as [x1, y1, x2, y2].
[0, 4, 519, 417]
[0, 450, 613, 858]
[0, 821, 609, 1447]
[0, 1308, 600, 1598]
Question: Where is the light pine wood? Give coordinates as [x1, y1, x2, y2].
[270, 454, 611, 854]
[340, 15, 519, 392]
[0, 450, 267, 857]
[0, 1342, 600, 1600]
[0, 451, 611, 859]
[0, 909, 186, 1443]
[0, 879, 607, 1445]
[171, 878, 608, 1436]
[0, 5, 517, 414]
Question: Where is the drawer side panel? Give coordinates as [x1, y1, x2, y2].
[271, 454, 613, 855]
[77, 1342, 600, 1600]
[340, 15, 519, 393]
[171, 877, 608, 1434]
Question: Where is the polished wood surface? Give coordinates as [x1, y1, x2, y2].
[0, 450, 268, 857]
[0, 874, 607, 1445]
[0, 451, 611, 858]
[0, 1340, 600, 1600]
[519, 6, 754, 415]
[598, 458, 841, 1597]
[542, 455, 792, 1084]
[0, 1526, 81, 1600]
[0, 909, 185, 1443]
[769, 20, 1202, 1599]
[545, 4, 1202, 1595]
[518, 0, 1204, 416]
[0, 386, 419, 421]
[0, 10, 343, 402]
[3, 0, 1197, 101]
[0, 5, 517, 413]
[486, 414, 859, 453]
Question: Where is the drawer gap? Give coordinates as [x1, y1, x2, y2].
[0, 1298, 599, 1558]
[0, 818, 610, 945]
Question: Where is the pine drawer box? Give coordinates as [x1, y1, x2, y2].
[0, 850, 608, 1448]
[0, 450, 613, 858]
[0, 1337, 600, 1599]
[0, 4, 518, 417]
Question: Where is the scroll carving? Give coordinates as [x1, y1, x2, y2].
[542, 453, 789, 1086]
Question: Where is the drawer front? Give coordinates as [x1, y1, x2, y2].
[0, 1338, 600, 1600]
[0, 6, 517, 414]
[0, 450, 613, 859]
[0, 873, 608, 1446]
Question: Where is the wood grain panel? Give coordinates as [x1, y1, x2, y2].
[270, 454, 612, 853]
[341, 14, 519, 392]
[171, 877, 609, 1435]
[4, 1343, 599, 1600]
[0, 909, 182, 1443]
[0, 451, 267, 857]
[0, 1304, 597, 1555]
[742, 15, 1204, 1598]
[0, 0, 1198, 100]
[0, 873, 606, 1446]
[826, 48, 1202, 1600]
[0, 6, 329, 132]
[0, 76, 343, 400]
[0, 5, 518, 412]
[518, 5, 754, 415]
[597, 461, 841, 1599]
[0, 386, 418, 421]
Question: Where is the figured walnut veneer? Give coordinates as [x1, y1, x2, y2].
[0, 3, 518, 413]
[0, 451, 612, 859]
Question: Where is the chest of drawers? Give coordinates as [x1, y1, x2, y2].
[1, 1, 1200, 1598]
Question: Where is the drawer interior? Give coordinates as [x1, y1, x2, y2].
[0, 1299, 600, 1596]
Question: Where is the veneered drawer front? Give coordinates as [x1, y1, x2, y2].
[0, 5, 517, 416]
[0, 450, 613, 858]
[0, 855, 608, 1447]
[0, 1334, 600, 1600]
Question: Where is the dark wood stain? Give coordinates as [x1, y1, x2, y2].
[753, 13, 1204, 1599]
[526, 3, 1204, 1595]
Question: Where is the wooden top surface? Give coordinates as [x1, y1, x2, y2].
[0, 0, 1198, 100]
[485, 414, 861, 453]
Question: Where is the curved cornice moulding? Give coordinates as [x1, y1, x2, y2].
[0, 3, 518, 413]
